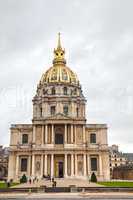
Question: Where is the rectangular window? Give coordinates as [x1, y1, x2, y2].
[91, 157, 97, 171]
[22, 134, 28, 144]
[51, 106, 55, 115]
[21, 158, 27, 172]
[90, 133, 96, 144]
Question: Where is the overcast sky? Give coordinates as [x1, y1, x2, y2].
[0, 0, 133, 152]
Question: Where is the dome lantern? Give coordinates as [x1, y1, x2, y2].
[40, 34, 79, 86]
[53, 33, 66, 65]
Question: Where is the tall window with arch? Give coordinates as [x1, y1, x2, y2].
[63, 105, 68, 115]
[51, 87, 56, 95]
[63, 87, 67, 95]
[76, 107, 79, 117]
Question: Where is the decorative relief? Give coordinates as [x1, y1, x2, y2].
[78, 161, 83, 175]
[35, 156, 41, 173]
[76, 126, 83, 144]
[36, 126, 42, 145]
[36, 161, 40, 171]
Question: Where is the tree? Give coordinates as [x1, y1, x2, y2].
[90, 172, 97, 182]
[20, 174, 27, 183]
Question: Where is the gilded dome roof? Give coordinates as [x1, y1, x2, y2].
[40, 33, 79, 85]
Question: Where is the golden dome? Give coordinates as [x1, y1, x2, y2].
[40, 33, 79, 85]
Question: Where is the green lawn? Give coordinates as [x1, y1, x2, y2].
[0, 181, 19, 189]
[98, 181, 133, 187]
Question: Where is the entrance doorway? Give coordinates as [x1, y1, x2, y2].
[54, 155, 64, 178]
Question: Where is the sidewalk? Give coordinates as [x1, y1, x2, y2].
[0, 192, 133, 199]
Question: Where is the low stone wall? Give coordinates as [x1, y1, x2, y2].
[0, 186, 133, 193]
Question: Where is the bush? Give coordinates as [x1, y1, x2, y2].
[90, 172, 97, 182]
[20, 174, 27, 183]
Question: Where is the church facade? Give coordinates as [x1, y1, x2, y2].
[8, 34, 110, 181]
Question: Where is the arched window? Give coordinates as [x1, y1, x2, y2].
[40, 107, 42, 117]
[76, 107, 79, 117]
[63, 87, 67, 95]
[90, 133, 96, 144]
[22, 134, 28, 144]
[51, 87, 56, 95]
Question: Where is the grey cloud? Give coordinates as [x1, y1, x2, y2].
[0, 0, 133, 152]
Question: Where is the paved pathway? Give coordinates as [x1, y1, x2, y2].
[0, 192, 133, 199]
[12, 178, 102, 188]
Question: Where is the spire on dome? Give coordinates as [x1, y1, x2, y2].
[53, 33, 66, 65]
[57, 32, 62, 49]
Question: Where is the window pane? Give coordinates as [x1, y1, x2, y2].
[51, 106, 55, 115]
[22, 134, 28, 144]
[52, 87, 55, 95]
[90, 133, 96, 143]
[21, 158, 27, 172]
[63, 106, 68, 115]
[91, 158, 97, 171]
[64, 87, 67, 95]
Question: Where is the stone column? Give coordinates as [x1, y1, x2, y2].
[87, 154, 90, 176]
[99, 154, 103, 176]
[74, 125, 77, 144]
[45, 125, 48, 144]
[51, 124, 54, 144]
[75, 154, 78, 176]
[83, 125, 86, 144]
[16, 155, 19, 177]
[32, 154, 35, 177]
[65, 154, 67, 177]
[71, 125, 73, 143]
[44, 154, 47, 176]
[51, 154, 54, 178]
[83, 154, 87, 176]
[33, 125, 36, 144]
[71, 154, 74, 176]
[41, 125, 44, 146]
[64, 124, 67, 144]
[28, 155, 31, 176]
[41, 154, 44, 177]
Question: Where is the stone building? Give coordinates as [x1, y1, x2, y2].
[109, 145, 127, 178]
[8, 34, 110, 182]
[113, 164, 133, 180]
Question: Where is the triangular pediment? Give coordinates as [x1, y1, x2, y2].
[45, 113, 72, 120]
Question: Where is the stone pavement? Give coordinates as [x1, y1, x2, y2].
[12, 178, 102, 188]
[0, 192, 133, 199]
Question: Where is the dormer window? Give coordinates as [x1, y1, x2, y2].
[63, 87, 67, 95]
[52, 87, 56, 95]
